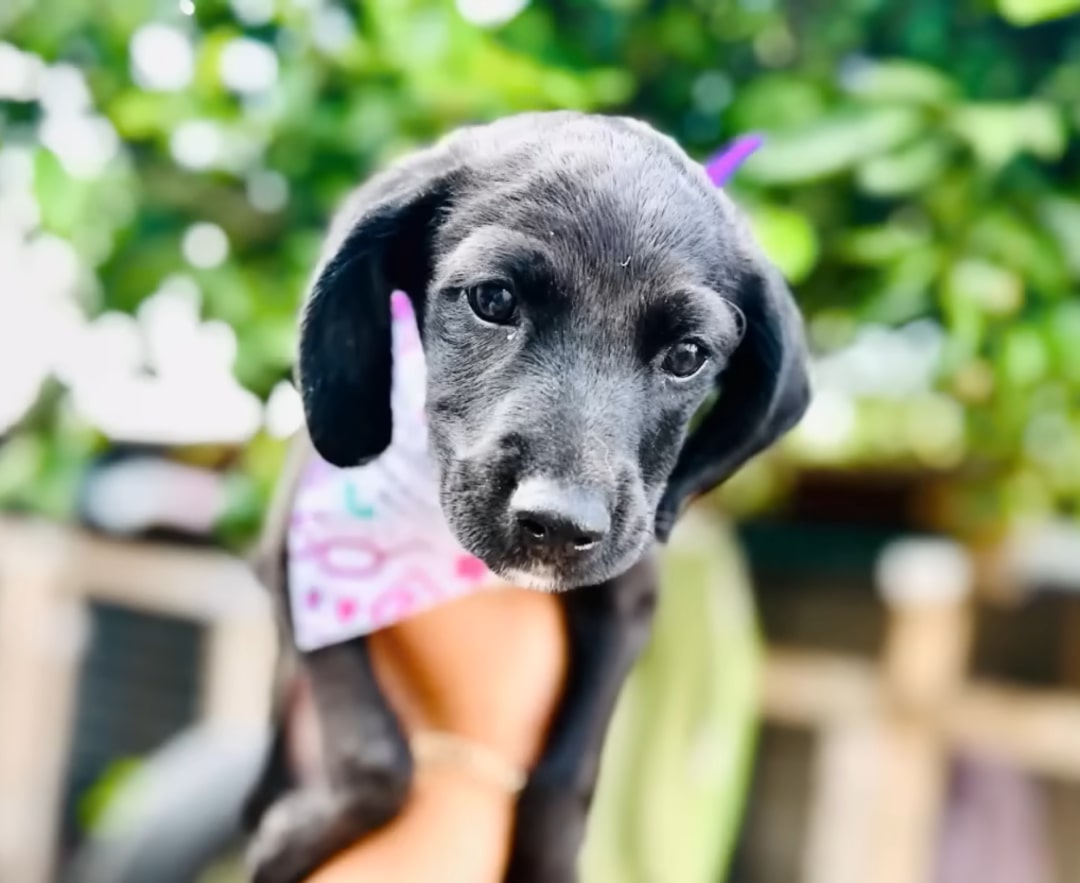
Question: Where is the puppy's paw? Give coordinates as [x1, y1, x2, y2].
[246, 771, 410, 883]
[246, 789, 333, 883]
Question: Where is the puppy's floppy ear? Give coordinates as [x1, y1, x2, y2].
[655, 235, 811, 541]
[297, 145, 462, 468]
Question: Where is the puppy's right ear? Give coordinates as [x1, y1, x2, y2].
[297, 146, 461, 467]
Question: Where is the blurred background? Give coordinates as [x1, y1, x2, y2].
[3, 0, 1080, 881]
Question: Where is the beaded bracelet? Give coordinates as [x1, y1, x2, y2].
[410, 730, 529, 795]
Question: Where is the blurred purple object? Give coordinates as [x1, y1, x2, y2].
[705, 133, 764, 186]
[933, 756, 1051, 883]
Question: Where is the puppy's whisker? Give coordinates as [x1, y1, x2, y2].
[584, 429, 619, 485]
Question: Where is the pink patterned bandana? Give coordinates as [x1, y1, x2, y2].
[286, 137, 761, 652]
[287, 291, 502, 651]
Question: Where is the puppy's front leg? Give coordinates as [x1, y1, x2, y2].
[505, 551, 659, 883]
[247, 637, 412, 883]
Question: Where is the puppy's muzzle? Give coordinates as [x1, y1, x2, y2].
[509, 478, 610, 555]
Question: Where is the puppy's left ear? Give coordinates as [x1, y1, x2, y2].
[296, 143, 463, 468]
[655, 239, 811, 541]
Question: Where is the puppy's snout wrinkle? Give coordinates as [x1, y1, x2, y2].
[510, 478, 610, 553]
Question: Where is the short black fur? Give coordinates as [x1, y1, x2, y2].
[247, 111, 810, 883]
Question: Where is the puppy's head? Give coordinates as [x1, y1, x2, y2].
[298, 112, 809, 590]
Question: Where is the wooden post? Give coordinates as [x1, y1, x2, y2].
[802, 721, 885, 883]
[795, 537, 974, 883]
[0, 521, 83, 883]
[202, 613, 277, 728]
[871, 538, 973, 883]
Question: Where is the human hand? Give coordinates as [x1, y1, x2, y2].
[303, 586, 567, 883]
[371, 585, 568, 770]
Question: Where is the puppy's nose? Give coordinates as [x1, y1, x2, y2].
[510, 479, 610, 552]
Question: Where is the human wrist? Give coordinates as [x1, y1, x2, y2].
[303, 769, 517, 883]
[412, 761, 520, 817]
[411, 768, 518, 880]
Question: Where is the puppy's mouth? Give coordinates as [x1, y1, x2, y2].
[494, 564, 567, 593]
[438, 454, 652, 590]
[459, 515, 652, 592]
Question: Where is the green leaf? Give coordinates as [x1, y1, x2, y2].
[108, 90, 184, 140]
[855, 138, 950, 196]
[950, 101, 1066, 169]
[745, 204, 820, 283]
[727, 74, 828, 134]
[1000, 325, 1050, 387]
[34, 150, 94, 237]
[0, 434, 45, 501]
[845, 59, 959, 106]
[741, 107, 926, 185]
[1047, 301, 1080, 383]
[968, 210, 1068, 296]
[997, 0, 1080, 25]
[940, 275, 989, 369]
[79, 757, 146, 834]
[865, 248, 942, 324]
[1038, 197, 1080, 280]
[838, 224, 932, 267]
[943, 258, 1025, 317]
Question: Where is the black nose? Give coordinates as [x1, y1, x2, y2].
[510, 479, 610, 552]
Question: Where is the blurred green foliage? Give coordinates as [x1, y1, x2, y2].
[5, 3, 1080, 879]
[583, 512, 759, 883]
[3, 0, 1080, 542]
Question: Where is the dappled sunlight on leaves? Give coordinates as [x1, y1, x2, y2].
[2, 0, 1080, 536]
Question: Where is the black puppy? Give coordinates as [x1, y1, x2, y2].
[245, 111, 810, 883]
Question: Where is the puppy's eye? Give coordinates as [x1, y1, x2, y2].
[661, 340, 708, 378]
[466, 283, 518, 325]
